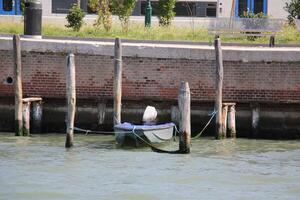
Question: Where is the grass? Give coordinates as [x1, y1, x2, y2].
[0, 22, 300, 45]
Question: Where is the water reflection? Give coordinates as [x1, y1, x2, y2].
[0, 133, 300, 200]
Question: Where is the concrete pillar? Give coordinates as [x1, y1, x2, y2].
[251, 104, 260, 138]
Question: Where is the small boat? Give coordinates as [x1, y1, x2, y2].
[114, 122, 175, 147]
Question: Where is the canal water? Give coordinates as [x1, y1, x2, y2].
[0, 133, 300, 200]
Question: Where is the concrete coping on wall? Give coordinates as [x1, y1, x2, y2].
[0, 36, 300, 62]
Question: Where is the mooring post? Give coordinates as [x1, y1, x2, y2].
[269, 36, 275, 47]
[22, 102, 30, 136]
[251, 104, 260, 138]
[113, 38, 122, 126]
[214, 37, 224, 139]
[65, 53, 76, 148]
[221, 104, 228, 138]
[13, 34, 23, 136]
[227, 104, 236, 138]
[32, 101, 43, 133]
[178, 82, 191, 154]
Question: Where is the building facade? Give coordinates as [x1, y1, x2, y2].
[0, 0, 291, 19]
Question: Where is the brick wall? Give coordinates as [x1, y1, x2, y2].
[1, 50, 300, 103]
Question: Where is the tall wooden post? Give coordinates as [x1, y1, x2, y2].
[65, 54, 76, 148]
[214, 37, 224, 139]
[13, 34, 23, 136]
[114, 38, 122, 126]
[227, 104, 236, 138]
[178, 82, 191, 154]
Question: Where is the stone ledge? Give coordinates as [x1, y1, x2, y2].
[1, 36, 300, 62]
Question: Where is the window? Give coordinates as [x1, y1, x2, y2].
[237, 0, 267, 17]
[238, 0, 248, 16]
[206, 3, 216, 17]
[141, 1, 196, 17]
[3, 0, 13, 11]
[174, 2, 196, 17]
[253, 0, 263, 14]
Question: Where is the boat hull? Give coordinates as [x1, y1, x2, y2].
[114, 123, 175, 147]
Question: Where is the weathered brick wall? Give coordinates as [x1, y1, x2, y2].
[1, 50, 300, 103]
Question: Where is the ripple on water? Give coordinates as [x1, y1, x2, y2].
[0, 133, 300, 200]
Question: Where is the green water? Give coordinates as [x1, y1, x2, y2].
[0, 133, 300, 200]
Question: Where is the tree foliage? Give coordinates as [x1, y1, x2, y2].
[157, 0, 176, 26]
[87, 0, 99, 13]
[66, 4, 85, 31]
[95, 0, 112, 32]
[284, 0, 300, 25]
[111, 0, 136, 32]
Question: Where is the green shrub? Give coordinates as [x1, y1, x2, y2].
[66, 4, 85, 31]
[157, 0, 176, 26]
[111, 0, 136, 32]
[87, 0, 98, 13]
[95, 0, 112, 32]
[21, 0, 25, 14]
[284, 0, 300, 25]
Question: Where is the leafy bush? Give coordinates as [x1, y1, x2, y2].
[95, 0, 112, 32]
[87, 0, 98, 13]
[21, 0, 25, 14]
[284, 0, 300, 25]
[240, 11, 266, 19]
[157, 0, 176, 26]
[111, 0, 136, 32]
[66, 4, 86, 31]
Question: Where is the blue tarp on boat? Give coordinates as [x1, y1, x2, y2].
[114, 122, 175, 131]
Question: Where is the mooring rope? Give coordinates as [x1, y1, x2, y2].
[73, 127, 132, 135]
[192, 110, 217, 140]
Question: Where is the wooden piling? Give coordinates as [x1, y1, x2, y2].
[251, 104, 260, 138]
[13, 34, 23, 136]
[65, 54, 76, 148]
[214, 37, 224, 139]
[178, 82, 191, 154]
[227, 104, 236, 138]
[22, 102, 30, 136]
[32, 101, 43, 133]
[113, 38, 122, 126]
[221, 105, 228, 138]
[269, 36, 275, 47]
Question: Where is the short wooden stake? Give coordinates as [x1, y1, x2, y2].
[32, 101, 43, 133]
[178, 82, 191, 154]
[13, 34, 23, 136]
[22, 102, 30, 136]
[251, 104, 260, 138]
[227, 104, 236, 138]
[214, 37, 224, 139]
[65, 54, 76, 148]
[113, 38, 122, 126]
[269, 36, 275, 47]
[221, 105, 228, 138]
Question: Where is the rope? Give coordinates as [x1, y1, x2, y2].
[73, 127, 132, 135]
[131, 126, 184, 154]
[192, 110, 217, 140]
